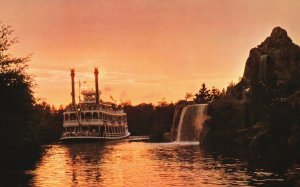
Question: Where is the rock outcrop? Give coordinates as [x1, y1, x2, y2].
[243, 27, 300, 92]
[201, 27, 300, 166]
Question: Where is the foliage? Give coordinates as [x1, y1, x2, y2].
[33, 102, 64, 144]
[194, 83, 224, 104]
[185, 92, 193, 101]
[150, 102, 175, 141]
[123, 103, 155, 135]
[210, 86, 222, 100]
[123, 100, 175, 141]
[227, 81, 236, 90]
[194, 83, 211, 104]
[0, 23, 38, 165]
[0, 23, 63, 167]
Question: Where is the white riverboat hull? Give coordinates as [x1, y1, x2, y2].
[60, 132, 130, 143]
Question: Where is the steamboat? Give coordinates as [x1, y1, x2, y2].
[60, 68, 130, 142]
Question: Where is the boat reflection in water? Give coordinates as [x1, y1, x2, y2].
[32, 143, 106, 186]
[27, 141, 286, 186]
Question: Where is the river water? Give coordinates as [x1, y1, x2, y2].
[2, 140, 287, 186]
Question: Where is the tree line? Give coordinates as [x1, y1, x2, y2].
[121, 83, 227, 141]
[193, 83, 226, 104]
[123, 101, 175, 141]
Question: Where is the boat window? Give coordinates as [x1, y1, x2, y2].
[93, 112, 98, 119]
[99, 112, 102, 119]
[70, 113, 76, 120]
[65, 114, 69, 121]
[81, 113, 85, 119]
[85, 112, 92, 119]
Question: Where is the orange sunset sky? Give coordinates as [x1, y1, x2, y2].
[1, 0, 300, 106]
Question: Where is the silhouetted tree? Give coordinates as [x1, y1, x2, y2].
[227, 81, 236, 90]
[0, 23, 64, 167]
[185, 92, 193, 101]
[194, 83, 211, 104]
[0, 23, 39, 166]
[221, 88, 226, 96]
[210, 86, 221, 100]
[157, 97, 167, 106]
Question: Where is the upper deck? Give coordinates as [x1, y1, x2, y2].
[65, 103, 125, 115]
[63, 68, 128, 127]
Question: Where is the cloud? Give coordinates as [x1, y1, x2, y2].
[101, 71, 170, 85]
[103, 85, 114, 92]
[28, 68, 69, 82]
[143, 91, 163, 100]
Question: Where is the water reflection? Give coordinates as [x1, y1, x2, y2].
[67, 143, 105, 185]
[22, 141, 286, 186]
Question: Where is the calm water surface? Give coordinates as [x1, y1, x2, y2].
[8, 140, 287, 186]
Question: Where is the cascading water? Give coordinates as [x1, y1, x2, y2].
[176, 104, 208, 142]
[259, 55, 267, 82]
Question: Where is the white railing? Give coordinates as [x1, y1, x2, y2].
[63, 119, 127, 127]
[66, 107, 124, 114]
[61, 129, 128, 138]
[106, 132, 126, 137]
[101, 108, 124, 114]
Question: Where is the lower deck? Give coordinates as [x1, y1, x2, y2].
[61, 124, 130, 142]
[60, 132, 130, 142]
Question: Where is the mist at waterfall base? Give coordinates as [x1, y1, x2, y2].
[174, 104, 208, 143]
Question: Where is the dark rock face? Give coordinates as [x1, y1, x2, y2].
[243, 27, 300, 91]
[201, 27, 300, 166]
[163, 132, 171, 142]
[200, 95, 250, 148]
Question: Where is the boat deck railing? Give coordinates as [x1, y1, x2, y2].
[61, 131, 129, 138]
[64, 119, 127, 127]
[66, 107, 124, 114]
[106, 132, 127, 137]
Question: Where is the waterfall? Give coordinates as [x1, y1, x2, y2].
[176, 104, 208, 142]
[259, 55, 267, 82]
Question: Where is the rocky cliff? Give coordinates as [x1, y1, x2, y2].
[201, 27, 300, 166]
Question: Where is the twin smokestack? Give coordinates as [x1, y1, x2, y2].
[94, 68, 100, 105]
[70, 68, 100, 105]
[70, 69, 76, 105]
